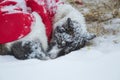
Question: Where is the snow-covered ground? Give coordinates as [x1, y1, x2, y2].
[0, 30, 120, 80]
[0, 0, 120, 80]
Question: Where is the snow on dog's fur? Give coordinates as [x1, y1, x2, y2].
[48, 4, 95, 59]
[3, 3, 95, 60]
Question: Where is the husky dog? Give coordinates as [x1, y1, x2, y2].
[0, 2, 95, 60]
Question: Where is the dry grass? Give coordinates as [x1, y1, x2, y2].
[87, 22, 120, 36]
[67, 0, 120, 36]
[67, 0, 120, 20]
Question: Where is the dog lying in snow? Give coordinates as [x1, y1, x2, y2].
[0, 0, 95, 60]
[47, 4, 95, 59]
[48, 18, 95, 59]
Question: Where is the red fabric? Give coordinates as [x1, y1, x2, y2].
[0, 0, 33, 43]
[26, 0, 62, 41]
[26, 0, 53, 41]
[0, 1, 17, 6]
[0, 13, 33, 43]
[0, 0, 61, 43]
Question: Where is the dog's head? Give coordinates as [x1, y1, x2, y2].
[53, 18, 95, 48]
[49, 18, 96, 58]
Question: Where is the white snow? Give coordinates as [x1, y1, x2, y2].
[0, 0, 120, 80]
[0, 32, 120, 80]
[1, 0, 28, 14]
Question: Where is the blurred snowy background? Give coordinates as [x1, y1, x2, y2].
[0, 0, 120, 80]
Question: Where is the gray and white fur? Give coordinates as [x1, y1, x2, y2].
[2, 4, 95, 60]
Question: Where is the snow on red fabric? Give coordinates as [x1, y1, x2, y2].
[0, 0, 62, 43]
[0, 0, 33, 43]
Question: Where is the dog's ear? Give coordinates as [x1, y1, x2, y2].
[66, 18, 73, 28]
[64, 18, 74, 34]
[67, 18, 72, 25]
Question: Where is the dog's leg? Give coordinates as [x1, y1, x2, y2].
[11, 40, 48, 60]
